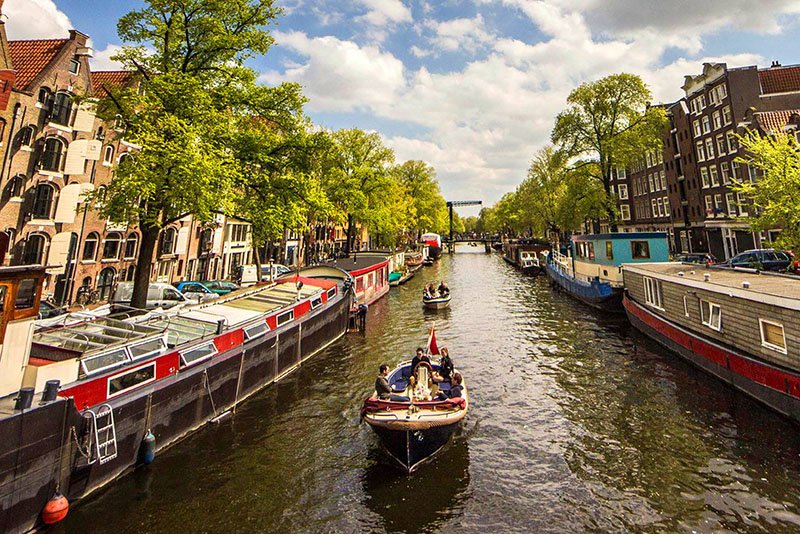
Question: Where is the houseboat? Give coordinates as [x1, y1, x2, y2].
[420, 233, 443, 260]
[502, 238, 549, 275]
[623, 263, 800, 424]
[324, 252, 390, 307]
[0, 265, 351, 534]
[546, 232, 669, 312]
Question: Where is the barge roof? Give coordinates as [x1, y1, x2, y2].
[625, 263, 800, 302]
[321, 255, 388, 272]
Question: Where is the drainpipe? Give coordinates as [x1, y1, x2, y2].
[1, 102, 20, 182]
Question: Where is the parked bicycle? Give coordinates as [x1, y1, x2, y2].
[75, 285, 100, 306]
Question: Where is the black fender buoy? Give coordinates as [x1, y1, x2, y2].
[139, 430, 156, 465]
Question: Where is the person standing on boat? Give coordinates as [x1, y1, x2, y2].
[376, 364, 409, 402]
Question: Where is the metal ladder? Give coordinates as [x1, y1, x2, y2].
[85, 404, 118, 464]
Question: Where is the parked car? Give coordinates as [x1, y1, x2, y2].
[113, 282, 191, 310]
[38, 300, 67, 319]
[237, 264, 292, 286]
[202, 280, 240, 295]
[721, 249, 792, 271]
[174, 281, 221, 303]
[673, 252, 717, 265]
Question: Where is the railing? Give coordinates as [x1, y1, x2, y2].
[550, 250, 574, 278]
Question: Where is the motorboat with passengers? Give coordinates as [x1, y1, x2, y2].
[422, 282, 451, 309]
[362, 326, 468, 472]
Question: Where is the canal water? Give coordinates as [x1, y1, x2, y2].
[63, 248, 800, 533]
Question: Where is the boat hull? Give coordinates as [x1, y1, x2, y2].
[423, 296, 451, 309]
[0, 291, 350, 534]
[369, 422, 458, 473]
[545, 263, 623, 312]
[624, 295, 800, 424]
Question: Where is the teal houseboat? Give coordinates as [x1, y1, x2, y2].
[546, 232, 670, 312]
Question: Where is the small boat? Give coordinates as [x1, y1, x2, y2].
[422, 257, 434, 266]
[405, 252, 424, 270]
[362, 326, 467, 472]
[420, 233, 443, 259]
[389, 270, 415, 287]
[502, 238, 549, 275]
[389, 271, 403, 285]
[423, 293, 451, 309]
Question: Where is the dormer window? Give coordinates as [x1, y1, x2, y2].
[68, 59, 80, 75]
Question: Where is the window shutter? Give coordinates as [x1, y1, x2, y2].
[63, 139, 88, 175]
[72, 101, 96, 132]
[176, 227, 189, 255]
[54, 183, 82, 223]
[47, 232, 74, 275]
[84, 139, 102, 161]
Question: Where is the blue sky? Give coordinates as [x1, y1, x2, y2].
[9, 0, 800, 215]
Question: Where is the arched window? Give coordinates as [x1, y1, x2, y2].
[80, 276, 92, 289]
[22, 234, 46, 265]
[199, 228, 213, 253]
[31, 183, 54, 219]
[96, 185, 107, 204]
[18, 125, 35, 147]
[3, 174, 24, 200]
[40, 137, 65, 171]
[160, 227, 176, 255]
[118, 152, 130, 165]
[37, 87, 52, 106]
[103, 145, 114, 164]
[50, 92, 72, 126]
[97, 267, 116, 300]
[124, 233, 138, 258]
[125, 265, 135, 281]
[102, 232, 122, 260]
[82, 232, 99, 261]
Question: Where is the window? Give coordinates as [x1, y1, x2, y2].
[50, 92, 72, 126]
[310, 296, 323, 309]
[702, 116, 710, 134]
[40, 138, 65, 171]
[83, 232, 99, 260]
[102, 232, 122, 259]
[726, 193, 736, 216]
[737, 192, 748, 216]
[727, 131, 737, 153]
[160, 227, 176, 255]
[700, 167, 709, 188]
[19, 125, 35, 147]
[696, 141, 705, 161]
[327, 287, 337, 300]
[720, 162, 730, 185]
[276, 310, 294, 326]
[699, 95, 706, 109]
[81, 348, 128, 375]
[716, 135, 726, 156]
[719, 84, 728, 99]
[618, 184, 628, 200]
[605, 241, 613, 260]
[643, 276, 663, 309]
[4, 174, 23, 199]
[663, 196, 670, 214]
[97, 267, 116, 300]
[748, 165, 758, 182]
[103, 145, 114, 164]
[130, 337, 166, 360]
[651, 198, 657, 218]
[712, 111, 721, 130]
[722, 106, 732, 125]
[226, 223, 249, 243]
[709, 165, 719, 187]
[683, 295, 691, 317]
[31, 183, 54, 219]
[180, 342, 218, 366]
[705, 195, 713, 214]
[657, 197, 664, 217]
[616, 168, 626, 180]
[37, 87, 52, 106]
[660, 171, 666, 191]
[15, 278, 37, 309]
[620, 204, 631, 221]
[700, 300, 721, 331]
[124, 233, 138, 258]
[68, 58, 80, 75]
[631, 241, 650, 259]
[714, 194, 723, 213]
[693, 120, 701, 137]
[107, 362, 156, 398]
[705, 138, 715, 160]
[244, 321, 269, 340]
[118, 152, 130, 165]
[759, 319, 787, 354]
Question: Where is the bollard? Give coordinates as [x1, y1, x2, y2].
[14, 387, 34, 410]
[41, 380, 60, 403]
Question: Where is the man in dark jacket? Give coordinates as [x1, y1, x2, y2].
[376, 364, 409, 402]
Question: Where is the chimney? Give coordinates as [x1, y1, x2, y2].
[771, 60, 782, 68]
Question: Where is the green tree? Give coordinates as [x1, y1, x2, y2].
[95, 0, 280, 308]
[733, 131, 800, 251]
[392, 160, 448, 236]
[552, 73, 666, 226]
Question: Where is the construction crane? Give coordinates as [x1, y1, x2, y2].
[445, 200, 482, 251]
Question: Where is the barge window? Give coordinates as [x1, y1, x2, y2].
[631, 241, 650, 259]
[277, 310, 294, 326]
[605, 241, 613, 260]
[310, 296, 323, 309]
[643, 277, 663, 309]
[108, 362, 156, 398]
[244, 321, 268, 341]
[759, 319, 787, 354]
[129, 337, 166, 360]
[700, 300, 721, 331]
[180, 342, 217, 366]
[82, 348, 129, 375]
[15, 278, 37, 309]
[327, 287, 336, 299]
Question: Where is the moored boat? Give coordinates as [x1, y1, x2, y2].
[623, 263, 800, 424]
[545, 232, 669, 312]
[362, 327, 467, 472]
[0, 265, 351, 534]
[323, 252, 390, 307]
[502, 238, 549, 275]
[420, 233, 443, 260]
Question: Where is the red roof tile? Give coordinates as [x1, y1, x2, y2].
[753, 109, 800, 134]
[8, 39, 68, 90]
[91, 70, 135, 97]
[759, 65, 800, 94]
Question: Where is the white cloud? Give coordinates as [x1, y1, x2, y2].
[425, 15, 493, 53]
[356, 0, 412, 27]
[90, 44, 124, 71]
[4, 0, 71, 40]
[410, 45, 432, 58]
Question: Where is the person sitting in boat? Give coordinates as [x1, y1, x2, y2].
[437, 281, 449, 296]
[376, 364, 410, 402]
[436, 372, 463, 400]
[411, 347, 430, 373]
[438, 347, 454, 380]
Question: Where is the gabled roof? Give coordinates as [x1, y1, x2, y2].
[8, 38, 69, 90]
[92, 70, 135, 97]
[759, 65, 800, 95]
[753, 109, 800, 134]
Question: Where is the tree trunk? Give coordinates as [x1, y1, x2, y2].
[345, 213, 354, 256]
[252, 232, 261, 276]
[132, 224, 159, 309]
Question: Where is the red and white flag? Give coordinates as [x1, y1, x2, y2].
[426, 323, 440, 355]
